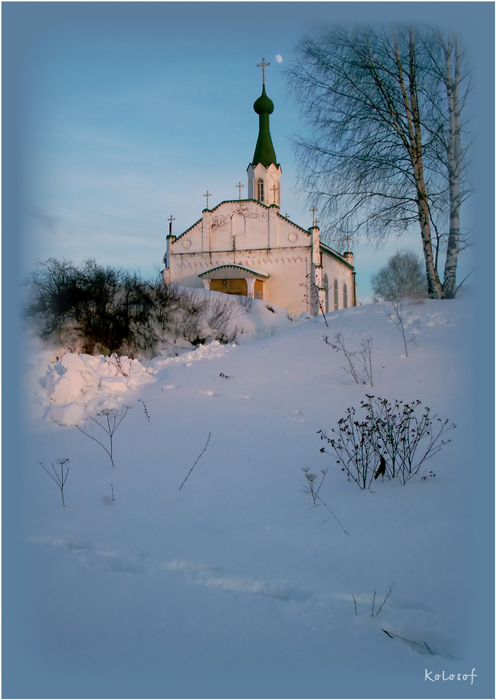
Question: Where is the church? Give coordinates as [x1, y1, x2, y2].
[162, 60, 356, 317]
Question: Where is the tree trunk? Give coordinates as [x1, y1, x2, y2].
[417, 187, 443, 298]
[397, 29, 443, 298]
[442, 37, 461, 298]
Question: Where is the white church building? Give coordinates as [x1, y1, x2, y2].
[163, 61, 356, 317]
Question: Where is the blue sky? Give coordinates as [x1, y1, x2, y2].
[5, 2, 493, 301]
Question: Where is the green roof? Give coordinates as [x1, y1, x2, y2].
[251, 86, 278, 168]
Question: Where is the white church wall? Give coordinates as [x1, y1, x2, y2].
[168, 244, 314, 315]
[167, 209, 356, 315]
[321, 253, 355, 311]
[250, 250, 311, 315]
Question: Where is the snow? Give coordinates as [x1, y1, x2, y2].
[9, 294, 494, 698]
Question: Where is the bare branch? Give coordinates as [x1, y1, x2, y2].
[178, 433, 212, 491]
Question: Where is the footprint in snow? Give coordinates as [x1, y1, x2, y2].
[31, 537, 315, 605]
[289, 410, 309, 423]
[96, 550, 147, 574]
[201, 575, 313, 602]
[31, 536, 94, 551]
[161, 560, 223, 575]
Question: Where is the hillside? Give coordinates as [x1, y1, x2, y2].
[13, 295, 493, 698]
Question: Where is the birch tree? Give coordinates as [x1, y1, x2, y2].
[419, 32, 471, 298]
[289, 25, 470, 299]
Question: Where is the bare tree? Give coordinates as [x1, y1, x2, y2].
[288, 25, 471, 299]
[372, 251, 426, 356]
[371, 251, 425, 301]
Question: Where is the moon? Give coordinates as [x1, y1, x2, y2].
[275, 54, 283, 63]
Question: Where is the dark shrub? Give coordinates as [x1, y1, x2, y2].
[25, 258, 239, 357]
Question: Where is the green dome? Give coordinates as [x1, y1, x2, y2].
[251, 86, 278, 168]
[253, 86, 274, 115]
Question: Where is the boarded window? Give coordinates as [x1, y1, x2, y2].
[210, 279, 248, 296]
[254, 280, 264, 300]
[323, 274, 329, 313]
[334, 279, 339, 311]
[232, 212, 245, 236]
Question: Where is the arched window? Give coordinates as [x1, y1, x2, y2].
[257, 179, 264, 202]
[323, 274, 329, 313]
[334, 279, 339, 311]
[343, 283, 348, 309]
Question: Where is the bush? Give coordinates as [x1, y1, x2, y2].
[318, 396, 455, 488]
[25, 258, 240, 357]
[39, 457, 71, 507]
[371, 251, 426, 302]
[324, 332, 373, 386]
[26, 259, 155, 354]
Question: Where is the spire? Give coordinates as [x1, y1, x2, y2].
[251, 59, 278, 168]
[252, 86, 278, 167]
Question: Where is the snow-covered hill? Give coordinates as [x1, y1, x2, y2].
[14, 296, 493, 698]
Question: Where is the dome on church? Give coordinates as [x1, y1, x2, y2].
[253, 86, 274, 115]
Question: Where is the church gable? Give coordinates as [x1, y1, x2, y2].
[171, 219, 203, 253]
[171, 199, 312, 256]
[209, 200, 267, 250]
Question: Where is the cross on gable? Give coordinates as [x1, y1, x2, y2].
[310, 206, 318, 226]
[203, 191, 212, 208]
[236, 182, 244, 199]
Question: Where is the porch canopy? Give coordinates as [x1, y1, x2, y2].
[199, 264, 269, 298]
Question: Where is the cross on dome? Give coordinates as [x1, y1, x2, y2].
[257, 58, 270, 85]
